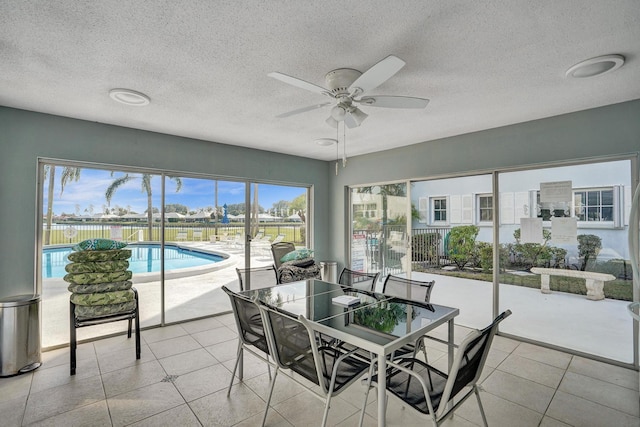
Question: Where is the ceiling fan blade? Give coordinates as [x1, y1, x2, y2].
[358, 95, 429, 109]
[268, 72, 330, 95]
[348, 55, 406, 94]
[275, 102, 332, 118]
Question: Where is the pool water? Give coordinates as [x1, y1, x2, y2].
[42, 244, 224, 278]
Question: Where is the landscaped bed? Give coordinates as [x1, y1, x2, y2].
[415, 266, 632, 301]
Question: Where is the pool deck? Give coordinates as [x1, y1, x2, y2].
[42, 240, 635, 366]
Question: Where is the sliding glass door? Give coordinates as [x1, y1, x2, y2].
[38, 160, 311, 347]
[348, 157, 636, 365]
[349, 183, 409, 291]
[410, 174, 495, 328]
[40, 164, 164, 346]
[497, 159, 634, 363]
[246, 183, 309, 269]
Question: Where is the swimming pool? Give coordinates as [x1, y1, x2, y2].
[42, 243, 226, 279]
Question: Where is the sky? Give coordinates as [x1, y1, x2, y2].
[44, 167, 307, 216]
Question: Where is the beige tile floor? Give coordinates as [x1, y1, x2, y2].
[1, 314, 638, 426]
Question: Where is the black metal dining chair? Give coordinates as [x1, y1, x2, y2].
[382, 274, 435, 302]
[221, 286, 273, 396]
[235, 265, 279, 291]
[258, 301, 374, 427]
[359, 310, 513, 427]
[270, 242, 296, 270]
[338, 268, 380, 292]
[382, 274, 437, 362]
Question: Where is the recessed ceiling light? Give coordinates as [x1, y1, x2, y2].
[109, 88, 150, 106]
[315, 138, 337, 146]
[565, 54, 625, 79]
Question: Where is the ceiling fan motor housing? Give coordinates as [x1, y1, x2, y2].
[325, 68, 362, 95]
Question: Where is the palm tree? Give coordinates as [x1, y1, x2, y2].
[105, 173, 182, 240]
[43, 165, 82, 245]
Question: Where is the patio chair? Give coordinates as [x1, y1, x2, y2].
[176, 230, 187, 241]
[69, 288, 140, 375]
[251, 234, 273, 256]
[258, 302, 374, 427]
[221, 286, 273, 397]
[360, 310, 512, 427]
[218, 232, 233, 246]
[338, 268, 380, 292]
[271, 242, 295, 270]
[236, 265, 279, 291]
[233, 232, 245, 248]
[271, 234, 286, 245]
[192, 228, 203, 241]
[382, 274, 435, 303]
[382, 274, 436, 362]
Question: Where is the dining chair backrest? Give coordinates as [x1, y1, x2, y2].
[236, 265, 279, 291]
[221, 286, 270, 355]
[258, 302, 371, 396]
[271, 242, 295, 270]
[338, 268, 380, 292]
[259, 303, 320, 387]
[443, 310, 511, 409]
[381, 309, 512, 424]
[382, 275, 435, 303]
[257, 302, 373, 426]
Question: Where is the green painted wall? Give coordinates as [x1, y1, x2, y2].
[0, 107, 331, 298]
[2, 100, 639, 297]
[328, 100, 640, 269]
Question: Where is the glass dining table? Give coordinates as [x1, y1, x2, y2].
[239, 279, 460, 427]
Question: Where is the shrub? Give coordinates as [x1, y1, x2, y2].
[577, 234, 601, 271]
[509, 228, 566, 270]
[447, 225, 479, 270]
[475, 242, 510, 273]
[589, 258, 632, 280]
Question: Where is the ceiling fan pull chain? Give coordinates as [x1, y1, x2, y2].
[342, 121, 347, 168]
[335, 122, 340, 175]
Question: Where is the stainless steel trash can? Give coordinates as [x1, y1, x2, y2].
[0, 294, 41, 377]
[320, 261, 338, 283]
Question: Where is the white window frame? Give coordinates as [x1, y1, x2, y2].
[476, 193, 493, 225]
[430, 196, 448, 225]
[533, 185, 623, 229]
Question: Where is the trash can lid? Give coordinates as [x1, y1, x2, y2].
[0, 294, 40, 307]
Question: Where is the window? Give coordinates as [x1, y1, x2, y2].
[574, 189, 613, 221]
[353, 202, 377, 219]
[477, 194, 493, 222]
[534, 187, 617, 223]
[432, 197, 447, 222]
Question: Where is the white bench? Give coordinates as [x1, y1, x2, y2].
[530, 267, 615, 301]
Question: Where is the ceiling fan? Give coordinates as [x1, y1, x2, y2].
[268, 55, 429, 128]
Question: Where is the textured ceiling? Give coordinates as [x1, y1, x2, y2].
[1, 1, 639, 161]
